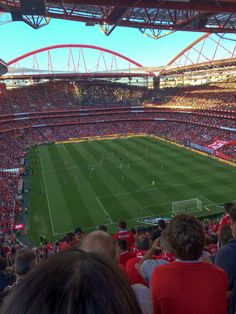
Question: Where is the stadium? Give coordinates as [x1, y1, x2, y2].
[0, 1, 235, 313]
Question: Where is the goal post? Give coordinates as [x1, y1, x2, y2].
[172, 198, 203, 214]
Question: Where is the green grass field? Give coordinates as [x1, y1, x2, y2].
[27, 136, 236, 245]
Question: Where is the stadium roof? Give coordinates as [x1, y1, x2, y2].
[0, 0, 236, 36]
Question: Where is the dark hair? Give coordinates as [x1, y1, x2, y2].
[219, 224, 233, 247]
[65, 232, 75, 244]
[118, 221, 127, 230]
[75, 227, 82, 234]
[167, 214, 205, 261]
[98, 225, 107, 232]
[135, 235, 149, 251]
[1, 249, 142, 314]
[224, 202, 234, 214]
[0, 257, 7, 271]
[151, 230, 162, 241]
[14, 249, 36, 275]
[208, 234, 218, 245]
[230, 203, 236, 223]
[118, 239, 128, 251]
[158, 219, 167, 230]
[130, 228, 136, 235]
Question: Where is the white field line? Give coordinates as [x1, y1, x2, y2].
[39, 153, 56, 236]
[96, 197, 113, 224]
[43, 194, 233, 236]
[136, 184, 155, 192]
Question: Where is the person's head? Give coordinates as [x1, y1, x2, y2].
[151, 230, 162, 241]
[208, 234, 218, 245]
[65, 233, 76, 246]
[135, 224, 142, 234]
[75, 227, 82, 235]
[118, 221, 127, 231]
[135, 235, 150, 251]
[75, 227, 85, 240]
[79, 231, 117, 263]
[224, 202, 234, 214]
[0, 257, 7, 272]
[118, 239, 128, 253]
[130, 228, 136, 235]
[14, 249, 37, 278]
[158, 219, 167, 231]
[219, 224, 233, 247]
[1, 250, 142, 314]
[98, 225, 107, 232]
[167, 214, 205, 261]
[230, 203, 236, 238]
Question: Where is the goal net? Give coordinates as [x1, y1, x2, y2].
[172, 198, 203, 214]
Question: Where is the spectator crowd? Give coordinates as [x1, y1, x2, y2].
[0, 203, 235, 313]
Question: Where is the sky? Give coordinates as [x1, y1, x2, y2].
[0, 15, 203, 70]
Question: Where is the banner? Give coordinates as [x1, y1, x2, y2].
[13, 224, 25, 231]
[188, 142, 213, 154]
[207, 140, 236, 151]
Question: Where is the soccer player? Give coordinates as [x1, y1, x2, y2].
[152, 180, 155, 188]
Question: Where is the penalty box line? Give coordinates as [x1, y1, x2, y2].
[96, 197, 113, 224]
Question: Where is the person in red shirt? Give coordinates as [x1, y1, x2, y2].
[118, 239, 136, 267]
[218, 202, 234, 233]
[113, 221, 135, 250]
[126, 235, 149, 286]
[74, 227, 85, 245]
[152, 214, 228, 314]
[60, 233, 77, 251]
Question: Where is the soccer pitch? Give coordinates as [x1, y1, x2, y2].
[27, 136, 236, 244]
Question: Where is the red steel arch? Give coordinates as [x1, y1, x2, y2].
[6, 44, 155, 79]
[164, 33, 236, 72]
[167, 34, 211, 67]
[7, 44, 143, 68]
